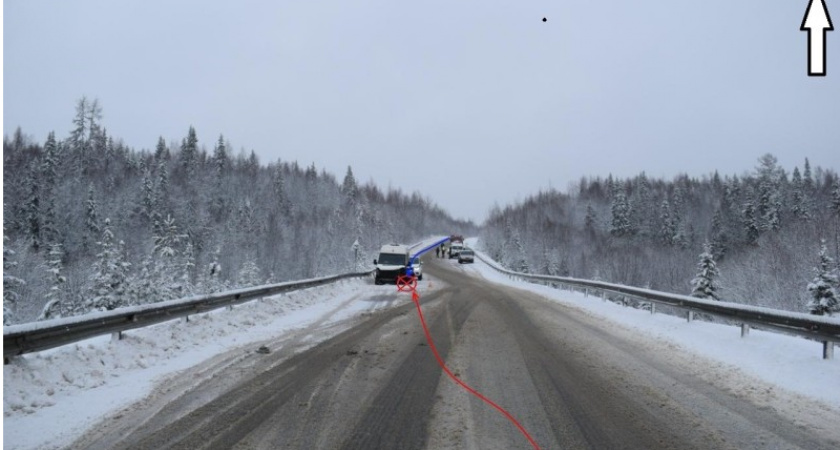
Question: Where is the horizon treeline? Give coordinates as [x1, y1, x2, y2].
[3, 98, 474, 324]
[481, 154, 840, 314]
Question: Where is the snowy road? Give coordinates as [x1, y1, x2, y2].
[6, 251, 840, 449]
[52, 259, 840, 449]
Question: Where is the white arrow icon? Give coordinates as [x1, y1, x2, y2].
[801, 0, 834, 76]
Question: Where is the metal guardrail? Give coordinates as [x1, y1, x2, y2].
[3, 271, 372, 362]
[475, 252, 840, 359]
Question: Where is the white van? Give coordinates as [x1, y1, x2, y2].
[374, 244, 411, 285]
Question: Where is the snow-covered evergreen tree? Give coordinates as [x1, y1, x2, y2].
[790, 166, 812, 221]
[155, 136, 168, 160]
[659, 199, 676, 246]
[127, 256, 166, 305]
[763, 191, 782, 232]
[690, 242, 721, 300]
[154, 158, 169, 219]
[152, 215, 188, 299]
[199, 247, 226, 293]
[237, 256, 262, 287]
[179, 126, 198, 182]
[510, 230, 530, 273]
[40, 132, 60, 245]
[272, 164, 291, 215]
[610, 189, 632, 237]
[741, 198, 760, 246]
[39, 243, 67, 320]
[540, 246, 560, 276]
[807, 242, 839, 316]
[24, 162, 42, 251]
[69, 97, 88, 157]
[584, 203, 597, 236]
[710, 209, 727, 260]
[154, 215, 183, 258]
[342, 166, 358, 204]
[88, 219, 131, 311]
[141, 168, 154, 220]
[802, 158, 815, 217]
[181, 240, 197, 294]
[4, 235, 26, 325]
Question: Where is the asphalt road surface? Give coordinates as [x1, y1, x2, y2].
[74, 258, 840, 449]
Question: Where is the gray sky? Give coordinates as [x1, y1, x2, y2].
[5, 1, 839, 223]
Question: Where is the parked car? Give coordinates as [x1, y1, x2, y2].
[449, 242, 465, 259]
[412, 259, 423, 280]
[458, 249, 475, 264]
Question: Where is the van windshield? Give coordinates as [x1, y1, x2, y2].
[378, 253, 406, 265]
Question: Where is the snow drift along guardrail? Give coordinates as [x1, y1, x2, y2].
[3, 271, 372, 362]
[474, 251, 840, 359]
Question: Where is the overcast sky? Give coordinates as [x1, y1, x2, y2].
[4, 1, 839, 223]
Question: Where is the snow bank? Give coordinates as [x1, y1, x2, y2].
[3, 279, 395, 450]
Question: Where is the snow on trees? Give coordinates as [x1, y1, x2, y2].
[4, 235, 26, 325]
[84, 183, 100, 253]
[0, 100, 472, 323]
[479, 153, 839, 315]
[38, 243, 67, 320]
[154, 215, 193, 298]
[807, 241, 839, 316]
[710, 209, 727, 260]
[790, 166, 812, 222]
[179, 126, 198, 182]
[237, 256, 262, 287]
[584, 203, 597, 236]
[659, 199, 677, 246]
[87, 219, 131, 311]
[24, 162, 42, 251]
[690, 242, 721, 300]
[199, 247, 226, 293]
[741, 197, 760, 246]
[610, 189, 632, 237]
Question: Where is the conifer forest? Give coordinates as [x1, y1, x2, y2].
[3, 99, 474, 324]
[4, 99, 840, 325]
[481, 154, 840, 315]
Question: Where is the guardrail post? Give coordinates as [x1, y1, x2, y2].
[650, 303, 656, 315]
[741, 323, 750, 337]
[824, 341, 835, 360]
[686, 311, 694, 323]
[111, 331, 123, 341]
[182, 315, 189, 324]
[584, 288, 589, 298]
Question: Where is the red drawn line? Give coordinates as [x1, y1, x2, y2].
[410, 291, 541, 450]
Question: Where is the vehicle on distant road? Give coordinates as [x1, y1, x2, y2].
[458, 249, 474, 264]
[374, 244, 411, 285]
[448, 242, 465, 259]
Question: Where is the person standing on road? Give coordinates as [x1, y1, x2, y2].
[436, 246, 440, 258]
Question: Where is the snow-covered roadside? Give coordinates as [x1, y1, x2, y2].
[461, 238, 840, 410]
[3, 278, 400, 450]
